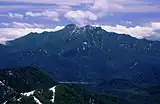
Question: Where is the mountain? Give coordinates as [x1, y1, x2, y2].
[0, 24, 160, 84]
[0, 67, 133, 104]
[0, 67, 56, 103]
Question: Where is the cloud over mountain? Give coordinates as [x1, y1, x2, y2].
[0, 0, 159, 43]
[0, 22, 64, 44]
[97, 22, 160, 39]
[65, 10, 98, 25]
[0, 21, 160, 44]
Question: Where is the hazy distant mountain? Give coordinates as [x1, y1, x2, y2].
[0, 24, 160, 84]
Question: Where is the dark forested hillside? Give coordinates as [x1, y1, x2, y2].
[0, 67, 135, 104]
[0, 24, 160, 84]
[0, 67, 57, 92]
[0, 67, 57, 103]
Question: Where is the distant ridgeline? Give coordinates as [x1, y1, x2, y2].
[0, 67, 135, 104]
[0, 24, 160, 84]
[0, 24, 160, 103]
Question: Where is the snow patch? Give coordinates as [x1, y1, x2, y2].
[17, 97, 21, 101]
[20, 90, 42, 104]
[0, 81, 5, 86]
[4, 89, 43, 104]
[77, 48, 80, 52]
[8, 70, 14, 76]
[83, 47, 86, 50]
[134, 62, 138, 66]
[33, 96, 42, 104]
[70, 27, 77, 35]
[84, 42, 87, 45]
[3, 101, 7, 104]
[49, 86, 56, 103]
[21, 90, 35, 96]
[44, 50, 48, 54]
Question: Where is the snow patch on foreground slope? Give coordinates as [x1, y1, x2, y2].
[21, 90, 42, 104]
[3, 86, 56, 104]
[3, 101, 7, 104]
[21, 90, 35, 96]
[33, 96, 42, 104]
[49, 86, 56, 103]
[0, 81, 5, 86]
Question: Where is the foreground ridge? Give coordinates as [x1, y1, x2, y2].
[0, 67, 134, 104]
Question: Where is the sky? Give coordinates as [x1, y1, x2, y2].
[0, 0, 160, 44]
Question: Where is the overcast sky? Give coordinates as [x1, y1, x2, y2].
[0, 0, 160, 44]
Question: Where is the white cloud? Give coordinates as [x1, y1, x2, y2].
[0, 22, 45, 28]
[0, 22, 64, 44]
[0, 38, 9, 44]
[26, 10, 60, 21]
[91, 0, 109, 17]
[151, 22, 160, 30]
[0, 0, 91, 6]
[145, 31, 160, 41]
[51, 26, 65, 31]
[0, 0, 159, 14]
[121, 21, 132, 25]
[0, 21, 160, 44]
[90, 0, 160, 17]
[8, 13, 24, 19]
[95, 22, 160, 39]
[100, 25, 153, 38]
[65, 10, 98, 25]
[55, 5, 72, 13]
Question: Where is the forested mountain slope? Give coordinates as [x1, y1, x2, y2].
[0, 24, 160, 83]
